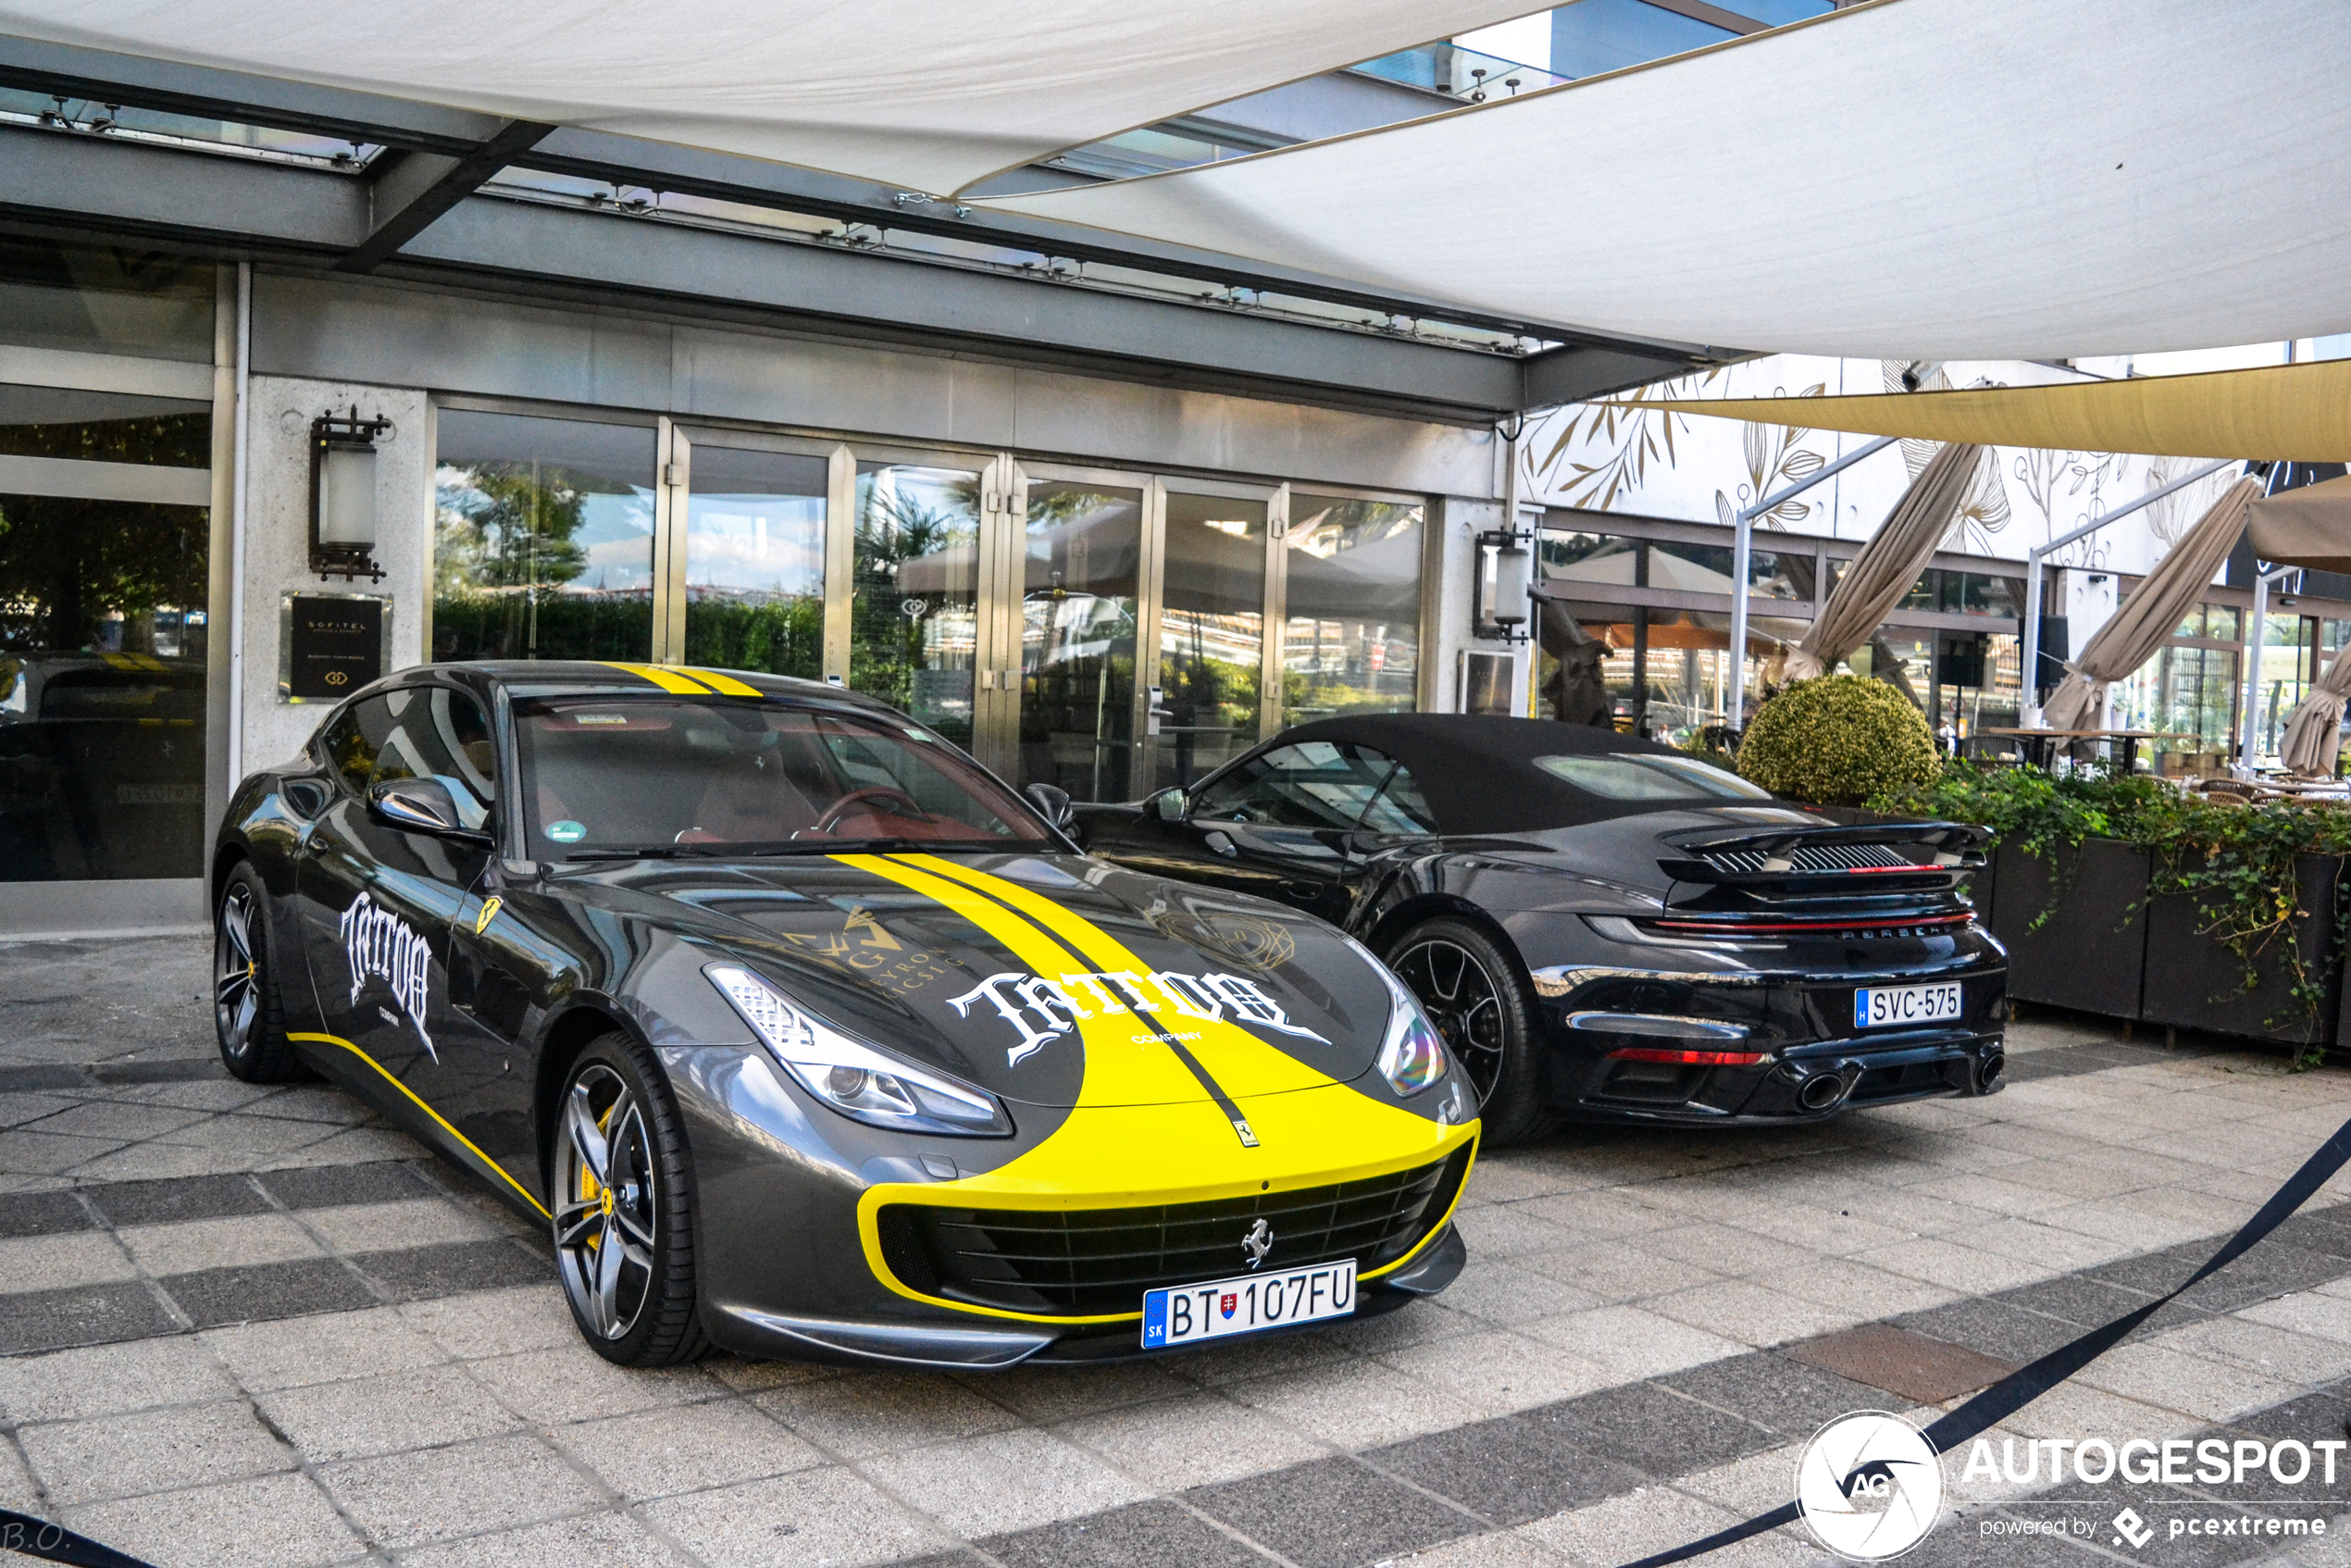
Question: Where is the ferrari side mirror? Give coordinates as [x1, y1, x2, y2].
[1024, 782, 1076, 833]
[369, 778, 486, 842]
[1154, 789, 1188, 823]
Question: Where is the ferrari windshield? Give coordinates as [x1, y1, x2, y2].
[513, 695, 1049, 856]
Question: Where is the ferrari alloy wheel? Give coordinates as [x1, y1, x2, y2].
[553, 1035, 707, 1365]
[1390, 917, 1551, 1144]
[214, 865, 299, 1083]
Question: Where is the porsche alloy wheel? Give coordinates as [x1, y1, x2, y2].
[1390, 917, 1551, 1144]
[553, 1037, 707, 1365]
[214, 865, 298, 1083]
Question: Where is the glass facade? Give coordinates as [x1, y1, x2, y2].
[0, 384, 213, 882]
[431, 413, 657, 664]
[1156, 492, 1268, 790]
[0, 238, 216, 362]
[852, 460, 982, 750]
[681, 443, 827, 680]
[1016, 479, 1141, 803]
[1284, 492, 1423, 723]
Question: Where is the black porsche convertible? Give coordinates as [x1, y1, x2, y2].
[1075, 714, 2007, 1143]
[211, 663, 1474, 1368]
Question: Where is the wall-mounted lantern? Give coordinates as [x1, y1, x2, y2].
[1472, 527, 1533, 641]
[310, 406, 392, 581]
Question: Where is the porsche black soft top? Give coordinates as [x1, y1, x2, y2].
[1274, 713, 1761, 837]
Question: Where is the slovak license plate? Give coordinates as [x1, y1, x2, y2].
[1854, 982, 1963, 1029]
[1140, 1259, 1356, 1349]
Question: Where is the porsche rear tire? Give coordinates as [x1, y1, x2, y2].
[1389, 917, 1553, 1145]
[552, 1034, 710, 1366]
[215, 864, 301, 1085]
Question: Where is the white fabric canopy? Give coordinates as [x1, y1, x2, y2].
[987, 0, 2351, 359]
[1, 0, 1536, 195]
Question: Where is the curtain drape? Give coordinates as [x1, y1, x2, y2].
[2042, 478, 2259, 731]
[1782, 442, 1984, 682]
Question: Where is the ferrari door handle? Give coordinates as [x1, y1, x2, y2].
[1202, 830, 1238, 857]
[1283, 881, 1325, 900]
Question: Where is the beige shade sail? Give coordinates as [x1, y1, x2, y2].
[2043, 479, 2260, 730]
[1641, 361, 2351, 464]
[987, 0, 2351, 360]
[2247, 475, 2351, 572]
[0, 0, 1539, 195]
[1784, 442, 1983, 682]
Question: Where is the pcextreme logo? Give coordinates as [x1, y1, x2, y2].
[1796, 1412, 1942, 1562]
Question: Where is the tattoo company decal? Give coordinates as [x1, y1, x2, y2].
[341, 892, 435, 1061]
[473, 896, 503, 935]
[948, 969, 1326, 1066]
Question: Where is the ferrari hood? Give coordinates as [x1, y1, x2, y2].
[572, 851, 1394, 1110]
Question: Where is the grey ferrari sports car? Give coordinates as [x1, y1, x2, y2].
[211, 663, 1475, 1368]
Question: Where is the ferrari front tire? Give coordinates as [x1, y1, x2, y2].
[552, 1033, 709, 1366]
[1388, 916, 1553, 1145]
[215, 864, 301, 1084]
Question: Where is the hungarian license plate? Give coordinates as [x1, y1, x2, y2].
[1854, 982, 1963, 1029]
[1140, 1259, 1357, 1349]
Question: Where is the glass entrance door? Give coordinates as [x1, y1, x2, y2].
[1153, 487, 1276, 792]
[1011, 468, 1144, 803]
[850, 456, 986, 753]
[674, 432, 834, 681]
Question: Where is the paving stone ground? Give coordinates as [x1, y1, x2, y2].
[6, 935, 2351, 1568]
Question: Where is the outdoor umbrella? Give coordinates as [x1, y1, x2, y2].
[2042, 477, 2259, 730]
[2247, 473, 2351, 573]
[2246, 476, 2351, 774]
[1783, 442, 1984, 680]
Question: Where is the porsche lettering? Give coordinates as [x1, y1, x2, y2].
[948, 967, 1329, 1064]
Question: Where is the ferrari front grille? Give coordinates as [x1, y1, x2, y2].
[1701, 842, 1916, 875]
[876, 1148, 1470, 1318]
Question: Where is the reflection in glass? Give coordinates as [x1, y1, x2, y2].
[852, 462, 980, 748]
[1017, 481, 1139, 802]
[433, 413, 657, 663]
[0, 238, 216, 362]
[0, 452, 210, 878]
[1157, 493, 1266, 790]
[1285, 494, 1422, 721]
[683, 446, 827, 679]
[0, 386, 211, 467]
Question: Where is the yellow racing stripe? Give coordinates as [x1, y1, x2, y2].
[837, 853, 1475, 1324]
[599, 662, 712, 694]
[685, 667, 765, 697]
[289, 1031, 551, 1218]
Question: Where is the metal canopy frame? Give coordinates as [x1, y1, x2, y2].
[0, 35, 1725, 423]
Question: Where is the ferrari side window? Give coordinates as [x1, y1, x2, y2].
[318, 697, 396, 797]
[370, 687, 495, 830]
[1360, 762, 1438, 835]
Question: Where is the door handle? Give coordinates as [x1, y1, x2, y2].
[1283, 881, 1325, 901]
[1202, 830, 1238, 857]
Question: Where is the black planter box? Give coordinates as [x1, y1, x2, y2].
[1989, 840, 2149, 1019]
[2141, 852, 2343, 1049]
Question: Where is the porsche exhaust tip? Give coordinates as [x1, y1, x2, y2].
[1976, 1051, 2006, 1092]
[1796, 1073, 1849, 1112]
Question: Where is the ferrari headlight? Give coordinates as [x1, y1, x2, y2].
[1370, 955, 1449, 1099]
[705, 964, 1012, 1138]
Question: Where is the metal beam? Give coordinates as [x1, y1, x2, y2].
[1520, 342, 1740, 409]
[395, 194, 1528, 420]
[0, 125, 1529, 421]
[0, 32, 1727, 378]
[0, 33, 504, 152]
[338, 120, 553, 273]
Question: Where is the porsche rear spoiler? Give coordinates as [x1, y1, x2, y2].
[1655, 820, 1988, 890]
